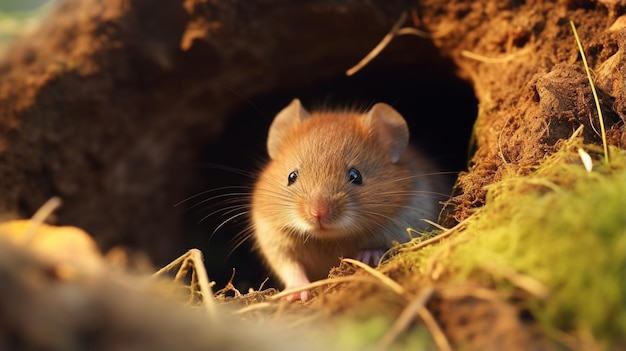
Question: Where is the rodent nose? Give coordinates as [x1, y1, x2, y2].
[311, 206, 329, 219]
[309, 197, 330, 219]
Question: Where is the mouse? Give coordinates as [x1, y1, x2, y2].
[251, 99, 450, 301]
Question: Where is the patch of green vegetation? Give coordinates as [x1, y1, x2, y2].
[0, 0, 54, 48]
[333, 315, 435, 351]
[0, 0, 51, 12]
[439, 138, 625, 346]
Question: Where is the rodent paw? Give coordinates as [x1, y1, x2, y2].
[355, 249, 384, 266]
[283, 290, 309, 302]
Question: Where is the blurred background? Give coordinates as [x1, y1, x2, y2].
[0, 0, 476, 293]
[0, 0, 54, 52]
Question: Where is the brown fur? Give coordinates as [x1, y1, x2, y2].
[252, 99, 449, 298]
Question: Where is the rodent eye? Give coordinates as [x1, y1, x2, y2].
[287, 170, 299, 186]
[348, 168, 362, 185]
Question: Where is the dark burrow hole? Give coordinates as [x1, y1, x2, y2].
[180, 54, 477, 292]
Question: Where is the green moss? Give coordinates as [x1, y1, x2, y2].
[331, 139, 624, 349]
[333, 315, 435, 351]
[0, 1, 52, 47]
[440, 141, 626, 344]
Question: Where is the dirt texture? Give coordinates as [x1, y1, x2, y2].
[0, 0, 623, 258]
[416, 0, 626, 222]
[0, 0, 625, 349]
[0, 0, 422, 263]
[0, 234, 323, 351]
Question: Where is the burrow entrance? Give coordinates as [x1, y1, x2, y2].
[180, 46, 478, 290]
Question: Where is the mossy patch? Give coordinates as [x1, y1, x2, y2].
[385, 136, 626, 348]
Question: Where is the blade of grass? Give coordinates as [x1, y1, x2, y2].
[569, 20, 610, 164]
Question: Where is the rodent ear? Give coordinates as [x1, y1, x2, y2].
[365, 103, 409, 163]
[267, 99, 310, 159]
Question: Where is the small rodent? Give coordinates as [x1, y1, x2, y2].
[252, 99, 450, 301]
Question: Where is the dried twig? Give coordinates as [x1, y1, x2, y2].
[377, 286, 451, 351]
[258, 276, 270, 291]
[569, 20, 609, 164]
[235, 302, 274, 314]
[396, 27, 431, 38]
[401, 219, 467, 253]
[439, 285, 502, 301]
[153, 249, 217, 317]
[341, 258, 405, 296]
[346, 12, 408, 76]
[22, 196, 62, 244]
[418, 219, 448, 231]
[268, 275, 387, 301]
[346, 8, 454, 76]
[480, 263, 550, 298]
[215, 268, 242, 297]
[417, 304, 452, 351]
[461, 47, 532, 64]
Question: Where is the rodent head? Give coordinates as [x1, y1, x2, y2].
[254, 99, 415, 240]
